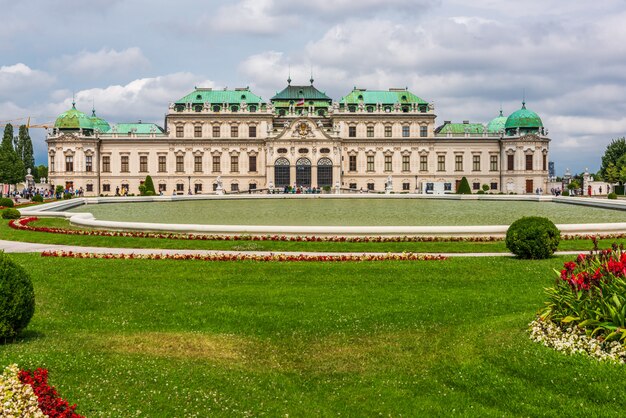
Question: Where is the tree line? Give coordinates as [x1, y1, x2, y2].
[0, 123, 47, 190]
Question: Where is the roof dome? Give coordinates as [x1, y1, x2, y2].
[54, 103, 94, 130]
[90, 108, 110, 133]
[504, 102, 543, 130]
[486, 110, 507, 133]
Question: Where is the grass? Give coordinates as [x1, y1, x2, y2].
[4, 254, 626, 416]
[66, 198, 626, 226]
[4, 218, 622, 253]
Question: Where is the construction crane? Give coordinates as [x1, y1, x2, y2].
[0, 117, 56, 129]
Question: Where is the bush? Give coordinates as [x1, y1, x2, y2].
[0, 252, 35, 340]
[482, 184, 490, 192]
[456, 177, 471, 194]
[615, 185, 625, 195]
[31, 194, 43, 203]
[505, 216, 560, 259]
[0, 197, 14, 208]
[145, 190, 155, 196]
[63, 193, 73, 200]
[2, 208, 20, 219]
[562, 190, 570, 196]
[144, 175, 156, 195]
[608, 192, 618, 199]
[476, 190, 485, 194]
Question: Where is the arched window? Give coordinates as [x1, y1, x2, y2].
[296, 158, 311, 187]
[230, 105, 239, 112]
[212, 105, 221, 112]
[274, 158, 290, 187]
[317, 158, 333, 187]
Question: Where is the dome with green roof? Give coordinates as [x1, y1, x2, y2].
[504, 102, 543, 135]
[90, 108, 111, 133]
[54, 103, 94, 131]
[486, 110, 507, 134]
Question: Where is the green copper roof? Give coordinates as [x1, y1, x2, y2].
[90, 109, 111, 133]
[175, 88, 263, 104]
[113, 123, 164, 135]
[54, 103, 94, 130]
[436, 122, 485, 135]
[340, 88, 428, 105]
[271, 85, 332, 102]
[486, 110, 507, 133]
[505, 102, 543, 130]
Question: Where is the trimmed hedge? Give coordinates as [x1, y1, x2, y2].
[562, 190, 570, 196]
[2, 208, 20, 219]
[0, 252, 35, 340]
[608, 192, 618, 199]
[31, 194, 43, 203]
[0, 197, 14, 208]
[457, 177, 471, 194]
[505, 216, 560, 259]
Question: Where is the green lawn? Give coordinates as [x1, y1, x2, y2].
[1, 218, 618, 253]
[3, 254, 626, 416]
[66, 198, 626, 225]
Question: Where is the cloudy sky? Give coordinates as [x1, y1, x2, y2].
[2, 0, 625, 174]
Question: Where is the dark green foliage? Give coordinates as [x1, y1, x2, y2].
[615, 185, 625, 195]
[0, 252, 35, 340]
[481, 184, 489, 192]
[1, 208, 20, 219]
[608, 192, 618, 199]
[0, 197, 14, 208]
[34, 165, 48, 183]
[63, 193, 73, 200]
[476, 190, 485, 194]
[144, 175, 156, 195]
[505, 216, 560, 259]
[31, 194, 44, 203]
[0, 124, 25, 185]
[601, 137, 626, 176]
[16, 125, 35, 176]
[456, 177, 471, 194]
[562, 190, 570, 196]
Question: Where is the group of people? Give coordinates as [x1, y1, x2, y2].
[273, 186, 325, 194]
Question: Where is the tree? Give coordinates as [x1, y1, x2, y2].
[34, 164, 48, 183]
[16, 125, 34, 177]
[605, 163, 619, 184]
[143, 175, 156, 195]
[601, 137, 626, 176]
[0, 124, 24, 189]
[456, 177, 471, 194]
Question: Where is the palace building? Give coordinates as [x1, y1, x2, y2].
[47, 79, 550, 195]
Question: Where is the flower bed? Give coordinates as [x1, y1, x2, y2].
[9, 216, 613, 243]
[531, 245, 626, 362]
[1, 364, 82, 417]
[41, 250, 447, 263]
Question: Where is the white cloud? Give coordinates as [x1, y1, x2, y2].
[0, 64, 55, 101]
[210, 0, 296, 35]
[51, 47, 150, 78]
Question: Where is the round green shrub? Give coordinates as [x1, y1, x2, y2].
[1, 208, 20, 220]
[476, 190, 485, 194]
[63, 193, 73, 200]
[562, 190, 570, 196]
[0, 252, 35, 340]
[0, 197, 14, 208]
[31, 194, 43, 203]
[505, 216, 561, 259]
[608, 192, 618, 200]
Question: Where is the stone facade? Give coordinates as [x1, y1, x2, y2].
[47, 84, 550, 195]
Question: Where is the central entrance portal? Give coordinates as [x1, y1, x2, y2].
[296, 158, 311, 187]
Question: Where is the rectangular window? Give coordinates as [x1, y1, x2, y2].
[213, 183, 218, 191]
[402, 155, 410, 171]
[159, 184, 166, 192]
[212, 125, 220, 138]
[195, 183, 203, 193]
[85, 156, 92, 172]
[249, 155, 257, 172]
[176, 125, 183, 138]
[402, 182, 410, 191]
[249, 126, 257, 138]
[507, 154, 514, 171]
[367, 126, 374, 137]
[367, 182, 375, 191]
[102, 184, 110, 192]
[139, 156, 148, 172]
[542, 154, 547, 171]
[120, 155, 129, 172]
[472, 182, 480, 190]
[437, 155, 445, 171]
[420, 126, 427, 137]
[490, 155, 498, 171]
[176, 155, 184, 172]
[455, 155, 463, 171]
[249, 183, 257, 190]
[367, 155, 375, 172]
[384, 125, 392, 137]
[349, 155, 357, 171]
[490, 182, 498, 190]
[231, 125, 238, 137]
[194, 155, 202, 172]
[50, 155, 55, 172]
[385, 155, 392, 172]
[472, 155, 480, 171]
[420, 155, 428, 171]
[231, 155, 239, 172]
[212, 155, 221, 173]
[194, 125, 202, 138]
[65, 156, 73, 172]
[176, 183, 184, 192]
[526, 154, 533, 171]
[158, 156, 166, 172]
[349, 183, 357, 189]
[86, 184, 93, 192]
[402, 125, 410, 137]
[231, 183, 239, 192]
[102, 156, 110, 172]
[349, 126, 356, 137]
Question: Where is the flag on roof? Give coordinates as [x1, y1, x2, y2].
[296, 98, 305, 107]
